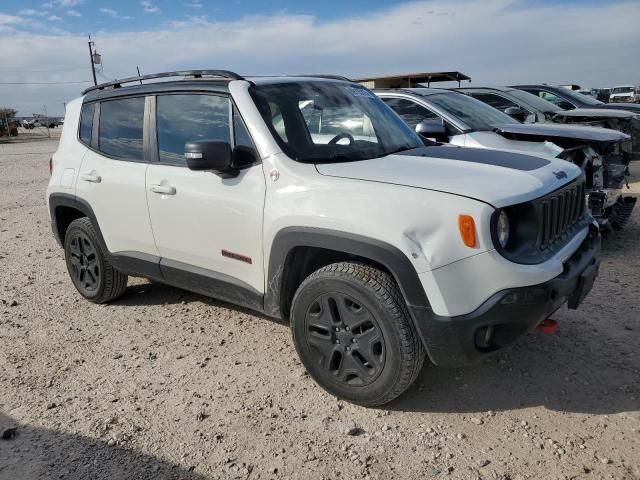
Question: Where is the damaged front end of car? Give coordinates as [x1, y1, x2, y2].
[557, 140, 636, 231]
[553, 111, 640, 162]
[494, 125, 636, 231]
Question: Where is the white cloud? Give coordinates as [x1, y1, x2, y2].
[1, 0, 639, 116]
[99, 8, 133, 20]
[48, 15, 62, 21]
[141, 1, 159, 13]
[67, 10, 82, 17]
[19, 9, 48, 17]
[0, 13, 23, 29]
[56, 0, 84, 7]
[185, 1, 203, 8]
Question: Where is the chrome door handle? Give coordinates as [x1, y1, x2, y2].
[150, 184, 176, 195]
[80, 173, 102, 183]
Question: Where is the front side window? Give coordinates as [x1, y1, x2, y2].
[156, 94, 231, 165]
[79, 103, 95, 145]
[380, 97, 438, 129]
[507, 89, 562, 113]
[469, 93, 519, 112]
[250, 81, 422, 162]
[612, 87, 634, 94]
[424, 92, 518, 130]
[99, 97, 145, 161]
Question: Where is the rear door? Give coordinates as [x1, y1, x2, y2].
[76, 97, 159, 258]
[145, 92, 266, 299]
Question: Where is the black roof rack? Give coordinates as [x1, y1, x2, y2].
[82, 69, 244, 95]
[295, 74, 352, 82]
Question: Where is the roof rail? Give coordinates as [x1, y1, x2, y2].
[82, 69, 244, 95]
[296, 74, 352, 82]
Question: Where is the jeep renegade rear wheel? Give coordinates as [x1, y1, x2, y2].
[64, 217, 128, 304]
[290, 262, 425, 406]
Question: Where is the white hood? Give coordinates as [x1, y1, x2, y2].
[315, 145, 582, 208]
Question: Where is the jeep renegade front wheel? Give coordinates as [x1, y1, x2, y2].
[64, 217, 128, 304]
[290, 262, 425, 406]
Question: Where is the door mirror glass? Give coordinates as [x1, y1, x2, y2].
[503, 106, 529, 122]
[185, 140, 233, 172]
[415, 119, 447, 137]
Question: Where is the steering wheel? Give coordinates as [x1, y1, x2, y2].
[328, 132, 355, 145]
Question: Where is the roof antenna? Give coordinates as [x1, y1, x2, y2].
[136, 66, 143, 85]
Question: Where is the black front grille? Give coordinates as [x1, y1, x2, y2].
[537, 179, 586, 249]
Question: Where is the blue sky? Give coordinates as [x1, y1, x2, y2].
[1, 0, 639, 116]
[1, 0, 630, 34]
[2, 0, 413, 31]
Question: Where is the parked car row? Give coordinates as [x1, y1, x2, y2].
[48, 70, 605, 406]
[373, 85, 638, 231]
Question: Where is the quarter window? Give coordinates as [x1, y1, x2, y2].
[156, 94, 230, 165]
[79, 103, 95, 145]
[98, 97, 145, 161]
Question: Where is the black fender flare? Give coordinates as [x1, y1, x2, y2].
[48, 192, 162, 278]
[264, 227, 431, 319]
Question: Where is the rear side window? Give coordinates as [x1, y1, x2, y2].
[79, 103, 95, 145]
[156, 94, 230, 165]
[99, 97, 145, 161]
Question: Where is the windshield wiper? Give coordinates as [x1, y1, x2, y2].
[299, 153, 367, 164]
[382, 145, 419, 156]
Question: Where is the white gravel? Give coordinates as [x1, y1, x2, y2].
[0, 139, 639, 480]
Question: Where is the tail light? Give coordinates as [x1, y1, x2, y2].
[49, 156, 53, 175]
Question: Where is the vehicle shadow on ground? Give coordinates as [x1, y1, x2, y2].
[113, 281, 289, 325]
[0, 413, 207, 480]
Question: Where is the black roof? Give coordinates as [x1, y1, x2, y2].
[373, 87, 453, 96]
[81, 69, 353, 102]
[82, 70, 243, 95]
[84, 80, 232, 102]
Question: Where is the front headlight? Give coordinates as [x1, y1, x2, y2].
[496, 210, 510, 248]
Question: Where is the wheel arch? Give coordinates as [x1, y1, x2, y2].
[264, 227, 431, 321]
[49, 193, 107, 249]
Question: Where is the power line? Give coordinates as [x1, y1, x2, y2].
[1, 68, 89, 73]
[0, 81, 92, 85]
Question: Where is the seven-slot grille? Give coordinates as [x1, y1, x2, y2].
[537, 179, 586, 249]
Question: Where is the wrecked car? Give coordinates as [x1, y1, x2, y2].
[458, 86, 640, 161]
[376, 88, 636, 230]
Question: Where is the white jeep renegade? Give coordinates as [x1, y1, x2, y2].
[47, 70, 601, 406]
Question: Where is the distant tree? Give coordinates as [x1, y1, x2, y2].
[0, 108, 17, 119]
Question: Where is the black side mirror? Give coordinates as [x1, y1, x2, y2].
[415, 119, 447, 138]
[185, 140, 233, 173]
[504, 106, 530, 122]
[556, 100, 575, 110]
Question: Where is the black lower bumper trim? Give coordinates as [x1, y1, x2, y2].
[410, 225, 601, 367]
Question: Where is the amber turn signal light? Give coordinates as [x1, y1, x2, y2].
[458, 215, 476, 248]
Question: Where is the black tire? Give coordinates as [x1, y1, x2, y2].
[290, 262, 425, 406]
[64, 217, 128, 304]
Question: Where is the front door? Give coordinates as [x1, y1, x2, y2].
[145, 93, 266, 303]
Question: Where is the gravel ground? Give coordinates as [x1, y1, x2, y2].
[0, 139, 638, 480]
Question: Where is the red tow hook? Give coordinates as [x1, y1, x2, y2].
[536, 318, 559, 333]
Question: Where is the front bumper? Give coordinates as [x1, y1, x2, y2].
[410, 224, 601, 367]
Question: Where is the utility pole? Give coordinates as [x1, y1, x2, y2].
[88, 34, 98, 86]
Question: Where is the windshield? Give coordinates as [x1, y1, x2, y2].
[426, 92, 519, 130]
[250, 81, 423, 162]
[507, 89, 561, 113]
[557, 88, 604, 106]
[612, 86, 634, 94]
